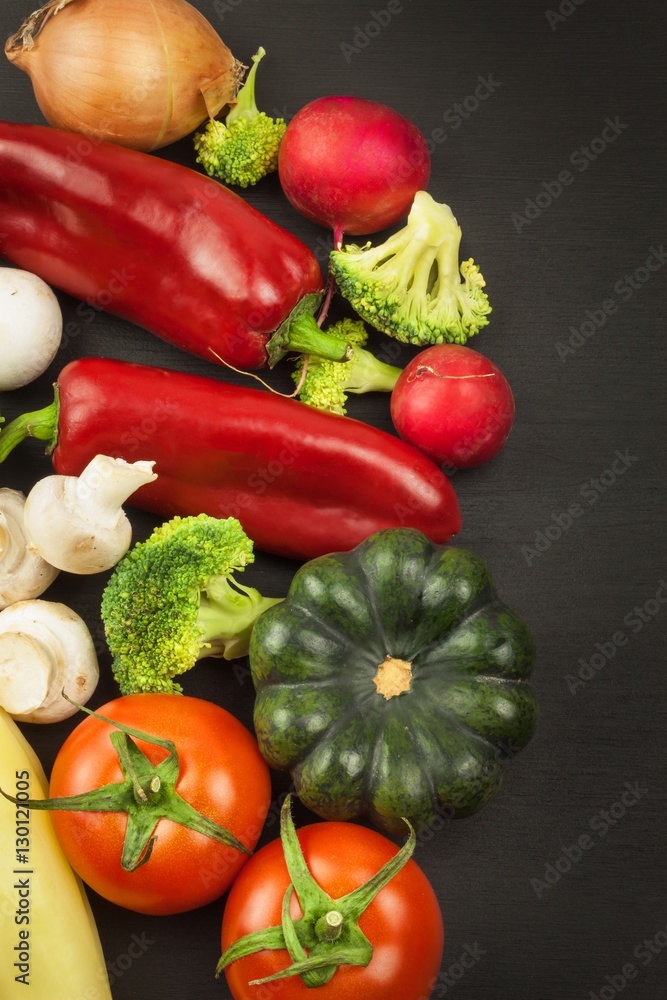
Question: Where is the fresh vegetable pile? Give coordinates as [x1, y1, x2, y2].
[0, 2, 535, 997]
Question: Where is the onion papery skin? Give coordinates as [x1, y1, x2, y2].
[5, 0, 243, 152]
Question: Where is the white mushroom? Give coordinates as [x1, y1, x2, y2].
[0, 268, 63, 391]
[24, 454, 157, 574]
[0, 489, 60, 609]
[0, 600, 99, 723]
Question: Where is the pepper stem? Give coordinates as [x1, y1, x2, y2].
[266, 293, 354, 367]
[0, 397, 58, 462]
[286, 313, 353, 362]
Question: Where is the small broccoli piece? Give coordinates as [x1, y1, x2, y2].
[101, 514, 282, 695]
[329, 192, 492, 346]
[292, 319, 401, 415]
[194, 47, 286, 188]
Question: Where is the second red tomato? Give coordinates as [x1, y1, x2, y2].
[221, 819, 444, 1000]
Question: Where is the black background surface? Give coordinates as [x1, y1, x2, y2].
[1, 1, 666, 998]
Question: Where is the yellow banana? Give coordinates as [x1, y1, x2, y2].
[0, 707, 112, 999]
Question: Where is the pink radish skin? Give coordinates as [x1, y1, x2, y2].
[278, 96, 430, 239]
[390, 345, 515, 470]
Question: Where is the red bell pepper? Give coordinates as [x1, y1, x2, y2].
[0, 120, 346, 370]
[0, 358, 461, 560]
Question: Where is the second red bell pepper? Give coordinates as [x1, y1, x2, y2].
[0, 358, 461, 561]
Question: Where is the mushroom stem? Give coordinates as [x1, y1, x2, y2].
[69, 455, 158, 529]
[24, 455, 157, 574]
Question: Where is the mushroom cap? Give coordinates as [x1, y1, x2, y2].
[0, 269, 63, 391]
[0, 600, 99, 723]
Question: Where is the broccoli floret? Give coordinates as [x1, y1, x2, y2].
[194, 47, 286, 188]
[292, 319, 401, 416]
[329, 192, 492, 346]
[101, 514, 282, 695]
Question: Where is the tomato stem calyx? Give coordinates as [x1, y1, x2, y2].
[316, 910, 344, 942]
[216, 794, 416, 988]
[0, 701, 250, 871]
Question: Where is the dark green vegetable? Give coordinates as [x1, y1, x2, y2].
[250, 528, 537, 835]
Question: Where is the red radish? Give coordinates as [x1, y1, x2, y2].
[278, 96, 430, 245]
[390, 345, 515, 469]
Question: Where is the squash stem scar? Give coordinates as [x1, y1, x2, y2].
[373, 655, 413, 699]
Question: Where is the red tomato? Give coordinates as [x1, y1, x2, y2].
[49, 694, 271, 915]
[391, 344, 515, 469]
[221, 820, 444, 1000]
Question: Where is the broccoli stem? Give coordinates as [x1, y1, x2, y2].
[346, 348, 402, 394]
[0, 398, 58, 463]
[197, 579, 283, 661]
[227, 47, 266, 125]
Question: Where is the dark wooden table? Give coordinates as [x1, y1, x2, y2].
[1, 1, 665, 997]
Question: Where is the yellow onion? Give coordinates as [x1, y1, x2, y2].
[5, 0, 244, 151]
